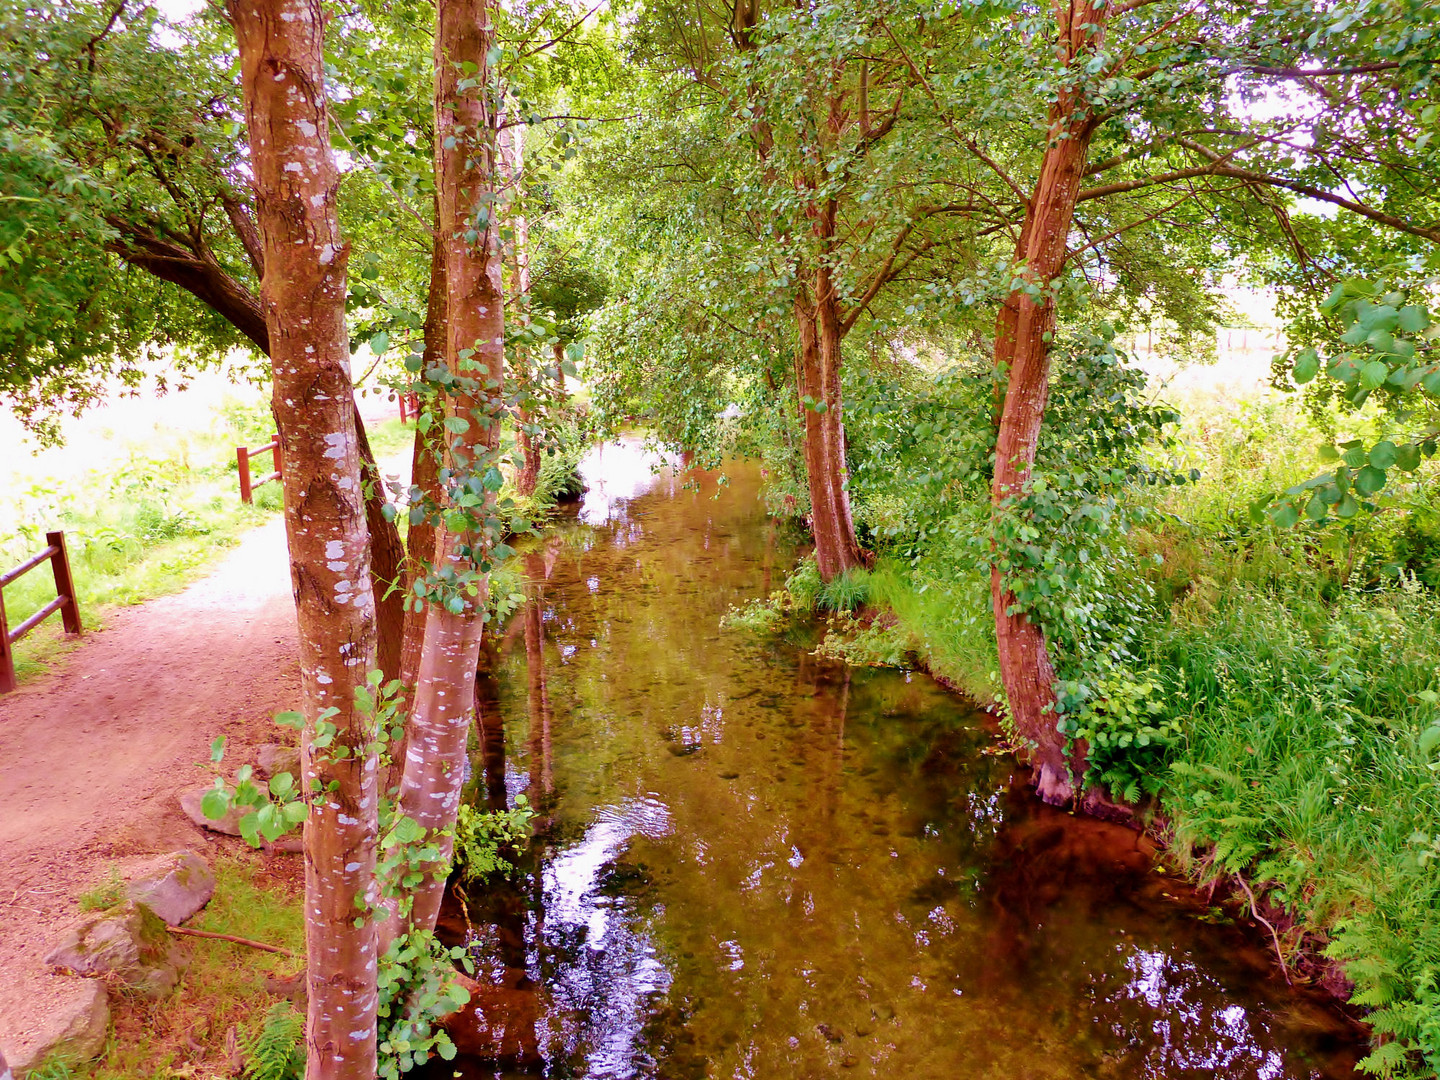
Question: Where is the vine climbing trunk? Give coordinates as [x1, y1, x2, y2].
[381, 0, 505, 948]
[228, 0, 379, 1075]
[989, 0, 1109, 806]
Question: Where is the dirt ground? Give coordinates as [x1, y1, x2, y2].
[0, 515, 302, 1067]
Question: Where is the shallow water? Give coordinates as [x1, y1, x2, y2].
[428, 443, 1362, 1080]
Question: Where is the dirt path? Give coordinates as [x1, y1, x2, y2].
[0, 515, 302, 1065]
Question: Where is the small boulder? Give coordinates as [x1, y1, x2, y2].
[254, 743, 302, 781]
[2, 978, 109, 1075]
[45, 902, 187, 1000]
[125, 852, 215, 926]
[179, 785, 243, 836]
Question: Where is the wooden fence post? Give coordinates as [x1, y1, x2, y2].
[271, 431, 283, 479]
[237, 445, 253, 504]
[48, 530, 82, 635]
[0, 585, 13, 694]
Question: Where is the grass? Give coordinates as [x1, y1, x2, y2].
[33, 852, 305, 1080]
[1149, 581, 1440, 1078]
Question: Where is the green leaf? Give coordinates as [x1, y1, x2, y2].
[1398, 304, 1430, 333]
[269, 772, 295, 799]
[275, 711, 304, 730]
[1336, 492, 1359, 519]
[1272, 502, 1300, 529]
[443, 416, 469, 434]
[1369, 440, 1399, 469]
[1354, 465, 1386, 496]
[200, 788, 230, 821]
[1421, 725, 1440, 757]
[1292, 348, 1319, 383]
[1360, 360, 1390, 390]
[210, 735, 226, 763]
[1395, 442, 1423, 471]
[369, 331, 390, 355]
[282, 801, 309, 825]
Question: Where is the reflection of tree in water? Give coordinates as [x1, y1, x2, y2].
[970, 788, 1359, 1080]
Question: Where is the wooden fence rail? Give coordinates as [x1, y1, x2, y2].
[237, 432, 283, 504]
[0, 530, 82, 693]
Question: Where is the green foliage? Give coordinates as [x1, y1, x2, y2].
[453, 797, 534, 883]
[1266, 275, 1440, 526]
[376, 931, 472, 1079]
[1154, 582, 1440, 1076]
[1061, 670, 1179, 802]
[813, 612, 912, 668]
[784, 557, 823, 611]
[240, 1002, 304, 1080]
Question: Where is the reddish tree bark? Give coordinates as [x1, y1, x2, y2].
[228, 0, 379, 1075]
[793, 200, 864, 581]
[397, 220, 448, 694]
[523, 550, 554, 800]
[989, 0, 1110, 806]
[381, 0, 505, 947]
[501, 123, 542, 498]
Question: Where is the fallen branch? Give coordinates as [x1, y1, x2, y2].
[166, 926, 295, 957]
[1234, 873, 1291, 984]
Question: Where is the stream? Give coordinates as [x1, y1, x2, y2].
[426, 441, 1363, 1080]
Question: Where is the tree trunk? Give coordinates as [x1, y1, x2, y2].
[989, 0, 1109, 806]
[381, 0, 505, 948]
[794, 274, 863, 581]
[814, 258, 863, 575]
[501, 124, 542, 498]
[397, 218, 448, 694]
[355, 414, 404, 685]
[107, 207, 406, 686]
[553, 340, 567, 399]
[228, 0, 379, 1076]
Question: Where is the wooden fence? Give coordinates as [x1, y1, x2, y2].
[237, 432, 283, 504]
[0, 531, 82, 693]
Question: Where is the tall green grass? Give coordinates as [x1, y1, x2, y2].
[1150, 582, 1440, 1077]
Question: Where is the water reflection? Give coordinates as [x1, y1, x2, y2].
[428, 441, 1361, 1080]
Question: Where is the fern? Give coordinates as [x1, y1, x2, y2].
[241, 1001, 304, 1080]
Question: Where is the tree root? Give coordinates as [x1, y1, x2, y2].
[1234, 873, 1291, 985]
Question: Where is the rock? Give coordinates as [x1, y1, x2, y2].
[179, 785, 243, 836]
[254, 743, 301, 781]
[124, 852, 215, 926]
[440, 969, 542, 1063]
[2, 978, 109, 1075]
[45, 902, 187, 1000]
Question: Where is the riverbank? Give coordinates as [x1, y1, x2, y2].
[780, 542, 1440, 1079]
